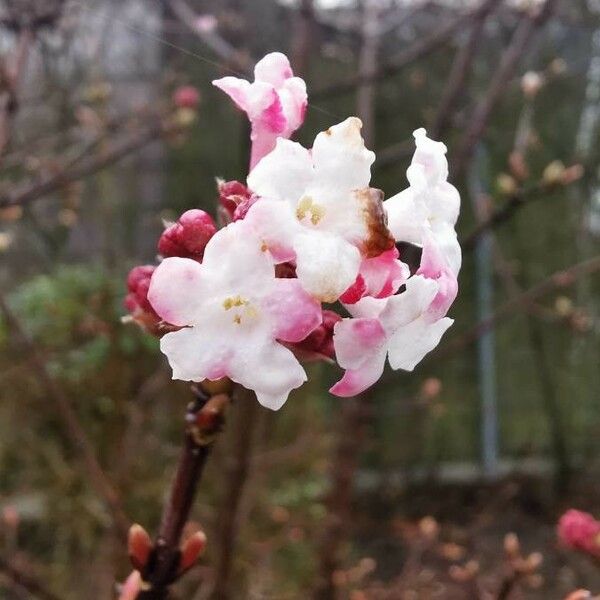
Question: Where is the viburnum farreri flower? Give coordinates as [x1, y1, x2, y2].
[129, 51, 461, 408]
[148, 220, 322, 410]
[245, 117, 394, 302]
[213, 52, 307, 169]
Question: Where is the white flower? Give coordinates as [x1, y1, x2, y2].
[384, 128, 461, 275]
[245, 117, 394, 302]
[148, 220, 322, 410]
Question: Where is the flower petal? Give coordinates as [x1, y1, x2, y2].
[379, 275, 439, 333]
[330, 347, 387, 397]
[160, 327, 231, 382]
[201, 220, 275, 294]
[229, 340, 307, 410]
[387, 316, 453, 371]
[311, 117, 374, 193]
[247, 137, 314, 201]
[262, 278, 322, 343]
[254, 52, 293, 86]
[333, 317, 386, 370]
[148, 257, 207, 326]
[294, 230, 361, 302]
[384, 188, 428, 246]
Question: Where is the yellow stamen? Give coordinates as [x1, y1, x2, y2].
[296, 196, 325, 225]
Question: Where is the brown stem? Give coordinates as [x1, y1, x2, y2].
[312, 1, 497, 100]
[452, 0, 557, 177]
[313, 395, 371, 600]
[0, 119, 173, 209]
[138, 387, 230, 599]
[429, 0, 502, 140]
[0, 555, 62, 600]
[210, 387, 260, 600]
[291, 0, 315, 78]
[0, 294, 131, 539]
[461, 181, 560, 252]
[431, 255, 600, 362]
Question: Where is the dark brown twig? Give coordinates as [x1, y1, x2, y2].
[0, 120, 172, 209]
[429, 0, 503, 140]
[210, 387, 261, 600]
[313, 395, 372, 600]
[433, 255, 600, 361]
[312, 1, 498, 100]
[0, 295, 131, 539]
[138, 387, 231, 599]
[0, 556, 62, 600]
[462, 180, 560, 252]
[452, 1, 557, 177]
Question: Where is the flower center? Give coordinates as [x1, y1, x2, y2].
[222, 295, 258, 325]
[296, 196, 325, 226]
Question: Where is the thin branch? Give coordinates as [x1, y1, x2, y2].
[452, 0, 557, 177]
[313, 394, 371, 600]
[0, 119, 172, 209]
[0, 295, 131, 539]
[312, 1, 497, 101]
[429, 0, 503, 140]
[434, 255, 600, 361]
[164, 0, 253, 75]
[462, 180, 560, 252]
[0, 556, 62, 600]
[138, 387, 231, 599]
[210, 388, 261, 600]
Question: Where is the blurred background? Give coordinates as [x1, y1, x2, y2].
[0, 0, 599, 598]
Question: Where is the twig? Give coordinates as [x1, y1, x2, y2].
[462, 181, 560, 252]
[312, 1, 497, 100]
[0, 120, 172, 209]
[433, 255, 600, 361]
[0, 556, 62, 600]
[164, 0, 253, 75]
[429, 0, 503, 140]
[452, 1, 557, 177]
[291, 0, 315, 77]
[210, 388, 261, 600]
[0, 295, 131, 539]
[313, 394, 371, 600]
[137, 387, 231, 599]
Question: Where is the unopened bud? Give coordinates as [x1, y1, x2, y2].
[561, 164, 584, 186]
[521, 71, 544, 100]
[549, 58, 567, 77]
[173, 85, 200, 109]
[504, 532, 520, 558]
[158, 209, 216, 261]
[421, 377, 442, 400]
[178, 530, 207, 574]
[497, 173, 518, 196]
[0, 206, 23, 222]
[290, 310, 341, 362]
[217, 180, 252, 219]
[128, 524, 152, 571]
[508, 151, 530, 181]
[543, 161, 566, 186]
[174, 107, 197, 128]
[564, 591, 592, 600]
[419, 516, 439, 539]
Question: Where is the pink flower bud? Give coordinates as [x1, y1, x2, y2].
[218, 180, 252, 219]
[126, 265, 157, 315]
[558, 510, 600, 557]
[178, 530, 207, 575]
[128, 524, 153, 571]
[158, 209, 216, 261]
[291, 310, 341, 362]
[173, 85, 200, 109]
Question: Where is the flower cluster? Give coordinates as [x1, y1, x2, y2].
[126, 52, 461, 410]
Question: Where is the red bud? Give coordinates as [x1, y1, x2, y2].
[178, 530, 207, 574]
[128, 524, 153, 571]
